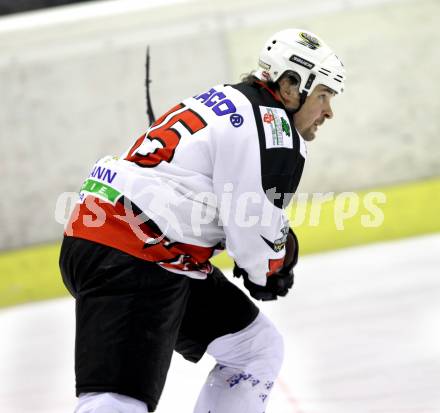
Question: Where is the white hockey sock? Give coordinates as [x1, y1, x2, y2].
[193, 312, 284, 413]
[74, 392, 148, 413]
[193, 364, 275, 413]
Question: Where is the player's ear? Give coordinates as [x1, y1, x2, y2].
[278, 75, 300, 107]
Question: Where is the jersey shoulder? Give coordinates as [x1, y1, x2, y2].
[183, 82, 307, 208]
[231, 81, 307, 208]
[183, 83, 253, 130]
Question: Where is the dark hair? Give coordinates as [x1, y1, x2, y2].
[241, 72, 279, 92]
[241, 70, 300, 91]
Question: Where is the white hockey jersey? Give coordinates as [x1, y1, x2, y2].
[66, 80, 307, 286]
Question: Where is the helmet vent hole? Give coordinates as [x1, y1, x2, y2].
[272, 40, 277, 44]
[267, 46, 272, 51]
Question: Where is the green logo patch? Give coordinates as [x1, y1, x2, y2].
[80, 178, 121, 204]
[281, 117, 290, 137]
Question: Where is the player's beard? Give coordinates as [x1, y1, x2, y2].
[301, 123, 318, 141]
[302, 117, 326, 141]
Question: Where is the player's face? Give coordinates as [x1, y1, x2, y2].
[294, 84, 335, 141]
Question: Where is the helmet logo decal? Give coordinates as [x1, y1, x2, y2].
[298, 32, 321, 50]
[289, 55, 315, 69]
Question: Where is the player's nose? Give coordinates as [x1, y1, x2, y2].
[324, 102, 334, 119]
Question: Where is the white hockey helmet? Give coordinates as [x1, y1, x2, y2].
[256, 28, 346, 96]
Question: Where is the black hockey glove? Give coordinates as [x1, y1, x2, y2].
[233, 265, 294, 301]
[233, 228, 299, 301]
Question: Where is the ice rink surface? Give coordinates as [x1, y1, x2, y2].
[1, 233, 439, 413]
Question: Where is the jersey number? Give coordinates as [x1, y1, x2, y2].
[125, 104, 207, 167]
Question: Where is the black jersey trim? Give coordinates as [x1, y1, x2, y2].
[230, 81, 305, 208]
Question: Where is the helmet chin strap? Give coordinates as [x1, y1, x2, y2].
[289, 73, 316, 115]
[291, 90, 308, 115]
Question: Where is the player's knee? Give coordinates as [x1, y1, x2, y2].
[207, 312, 284, 379]
[266, 320, 284, 376]
[255, 313, 284, 377]
[75, 392, 148, 413]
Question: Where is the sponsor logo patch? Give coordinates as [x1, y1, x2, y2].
[263, 113, 274, 123]
[80, 178, 121, 205]
[261, 226, 289, 253]
[230, 113, 244, 128]
[194, 86, 245, 128]
[260, 106, 293, 149]
[281, 117, 290, 137]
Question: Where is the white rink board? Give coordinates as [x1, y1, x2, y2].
[1, 234, 439, 413]
[2, 0, 440, 250]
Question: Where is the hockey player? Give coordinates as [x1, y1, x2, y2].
[60, 28, 345, 413]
